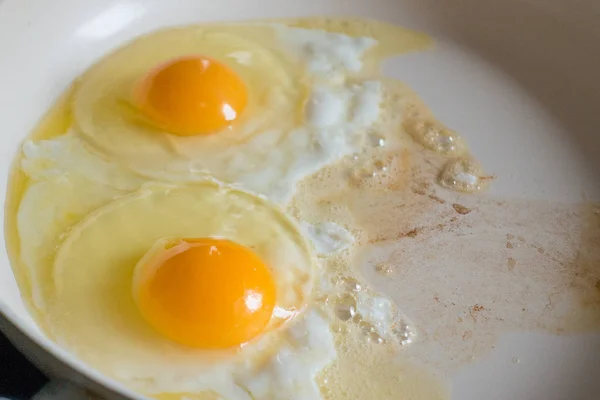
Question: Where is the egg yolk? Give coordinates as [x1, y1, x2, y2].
[134, 238, 276, 349]
[135, 56, 248, 136]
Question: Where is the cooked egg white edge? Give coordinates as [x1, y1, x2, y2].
[237, 309, 336, 400]
[276, 25, 377, 82]
[17, 134, 144, 310]
[21, 133, 145, 191]
[300, 221, 355, 255]
[305, 81, 381, 129]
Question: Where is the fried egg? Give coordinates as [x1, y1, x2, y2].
[17, 136, 338, 399]
[45, 181, 331, 397]
[72, 22, 426, 202]
[7, 17, 461, 400]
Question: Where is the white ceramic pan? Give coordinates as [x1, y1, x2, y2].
[1, 0, 599, 399]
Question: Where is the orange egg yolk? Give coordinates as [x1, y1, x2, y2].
[135, 56, 248, 136]
[134, 238, 276, 349]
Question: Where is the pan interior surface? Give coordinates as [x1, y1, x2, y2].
[0, 0, 599, 399]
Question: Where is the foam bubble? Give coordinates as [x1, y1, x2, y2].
[438, 156, 487, 192]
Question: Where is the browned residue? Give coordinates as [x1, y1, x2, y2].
[404, 228, 419, 238]
[412, 186, 427, 196]
[565, 204, 600, 312]
[429, 195, 446, 204]
[452, 204, 472, 215]
[469, 304, 486, 321]
[356, 196, 600, 372]
[292, 126, 600, 375]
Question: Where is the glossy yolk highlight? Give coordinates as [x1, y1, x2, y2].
[134, 238, 276, 349]
[135, 56, 248, 136]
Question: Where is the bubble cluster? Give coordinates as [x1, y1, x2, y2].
[340, 276, 362, 292]
[392, 321, 414, 346]
[350, 156, 388, 181]
[355, 316, 385, 344]
[333, 293, 358, 321]
[404, 117, 466, 156]
[322, 274, 415, 348]
[438, 156, 486, 193]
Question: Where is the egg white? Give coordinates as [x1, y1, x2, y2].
[12, 18, 452, 400]
[49, 182, 334, 399]
[73, 24, 381, 203]
[17, 134, 144, 310]
[17, 132, 340, 399]
[275, 25, 376, 81]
